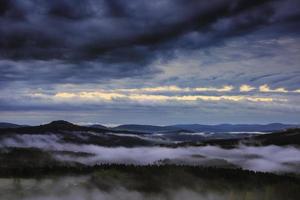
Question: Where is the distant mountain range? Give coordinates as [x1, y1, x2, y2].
[0, 120, 299, 146]
[113, 124, 191, 134]
[113, 123, 299, 133]
[1, 121, 298, 134]
[0, 122, 28, 129]
[171, 123, 299, 133]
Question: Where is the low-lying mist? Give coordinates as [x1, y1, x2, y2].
[1, 134, 300, 173]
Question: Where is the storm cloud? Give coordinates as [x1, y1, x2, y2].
[0, 0, 300, 82]
[0, 0, 300, 124]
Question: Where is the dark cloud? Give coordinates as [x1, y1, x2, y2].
[0, 59, 159, 85]
[0, 0, 299, 86]
[47, 0, 96, 20]
[0, 0, 299, 61]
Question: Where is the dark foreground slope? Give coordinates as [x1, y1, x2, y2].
[202, 128, 300, 147]
[254, 128, 300, 146]
[0, 165, 299, 200]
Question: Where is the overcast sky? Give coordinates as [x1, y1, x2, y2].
[0, 0, 300, 125]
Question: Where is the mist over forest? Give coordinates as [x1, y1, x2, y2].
[1, 133, 300, 173]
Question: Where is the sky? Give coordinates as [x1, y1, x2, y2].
[0, 0, 300, 125]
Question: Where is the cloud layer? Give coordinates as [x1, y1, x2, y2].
[0, 0, 300, 124]
[1, 0, 299, 84]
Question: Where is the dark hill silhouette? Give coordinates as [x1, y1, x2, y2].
[0, 122, 28, 129]
[89, 124, 108, 129]
[0, 120, 151, 147]
[0, 120, 106, 134]
[40, 120, 83, 130]
[254, 128, 300, 146]
[203, 128, 300, 147]
[114, 124, 194, 134]
[39, 120, 98, 132]
[115, 124, 182, 133]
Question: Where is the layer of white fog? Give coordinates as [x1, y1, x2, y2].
[1, 134, 300, 173]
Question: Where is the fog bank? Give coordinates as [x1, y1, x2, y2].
[1, 134, 300, 173]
